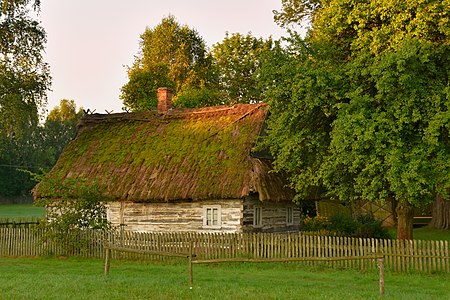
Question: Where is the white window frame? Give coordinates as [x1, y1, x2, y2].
[202, 205, 222, 229]
[253, 206, 263, 227]
[286, 206, 294, 225]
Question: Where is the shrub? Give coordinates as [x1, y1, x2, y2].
[34, 176, 112, 253]
[354, 214, 391, 239]
[301, 213, 392, 239]
[301, 215, 330, 232]
[328, 212, 357, 236]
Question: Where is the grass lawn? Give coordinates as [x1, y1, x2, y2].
[412, 226, 450, 242]
[0, 257, 449, 300]
[0, 204, 45, 220]
[387, 226, 450, 242]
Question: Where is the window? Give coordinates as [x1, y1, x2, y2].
[286, 207, 294, 225]
[203, 205, 221, 229]
[254, 206, 262, 227]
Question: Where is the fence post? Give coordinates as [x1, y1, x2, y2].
[378, 256, 385, 296]
[189, 240, 193, 289]
[104, 246, 111, 279]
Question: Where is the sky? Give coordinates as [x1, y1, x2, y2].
[39, 0, 290, 115]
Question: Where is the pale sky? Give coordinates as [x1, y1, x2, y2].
[39, 0, 289, 114]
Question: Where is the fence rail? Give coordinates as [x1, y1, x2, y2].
[0, 218, 42, 228]
[0, 228, 448, 273]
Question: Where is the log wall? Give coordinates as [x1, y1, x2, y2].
[106, 200, 243, 233]
[243, 196, 301, 232]
[106, 196, 300, 233]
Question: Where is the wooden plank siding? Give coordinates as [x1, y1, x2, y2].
[105, 195, 301, 233]
[243, 196, 301, 232]
[106, 200, 244, 233]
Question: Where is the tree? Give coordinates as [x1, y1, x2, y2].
[121, 16, 214, 111]
[121, 64, 173, 111]
[430, 195, 450, 230]
[173, 87, 223, 109]
[0, 0, 50, 136]
[43, 99, 83, 166]
[0, 99, 83, 197]
[0, 0, 50, 197]
[211, 33, 273, 103]
[264, 0, 450, 239]
[0, 130, 43, 196]
[273, 0, 321, 29]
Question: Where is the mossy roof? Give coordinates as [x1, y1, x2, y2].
[34, 103, 294, 202]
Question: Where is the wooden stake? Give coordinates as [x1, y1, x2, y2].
[104, 247, 111, 279]
[378, 256, 385, 296]
[189, 241, 193, 289]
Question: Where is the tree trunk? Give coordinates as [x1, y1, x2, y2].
[430, 195, 450, 230]
[396, 201, 414, 240]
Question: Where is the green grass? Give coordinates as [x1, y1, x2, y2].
[412, 226, 450, 242]
[0, 257, 449, 300]
[387, 226, 450, 242]
[0, 204, 45, 220]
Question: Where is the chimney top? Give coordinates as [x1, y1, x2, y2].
[157, 87, 173, 114]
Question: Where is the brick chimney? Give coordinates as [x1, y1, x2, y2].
[157, 87, 172, 114]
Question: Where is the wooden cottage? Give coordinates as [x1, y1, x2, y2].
[34, 88, 298, 233]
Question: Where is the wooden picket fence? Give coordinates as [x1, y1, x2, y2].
[0, 228, 448, 273]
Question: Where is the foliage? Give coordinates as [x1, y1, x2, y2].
[0, 0, 50, 137]
[354, 214, 391, 239]
[0, 99, 82, 197]
[42, 99, 83, 165]
[302, 213, 391, 239]
[273, 0, 321, 28]
[301, 215, 329, 231]
[35, 176, 109, 230]
[0, 126, 46, 196]
[120, 64, 174, 111]
[259, 36, 338, 201]
[35, 176, 110, 253]
[121, 15, 213, 111]
[211, 33, 273, 103]
[173, 87, 223, 109]
[0, 0, 50, 196]
[263, 0, 450, 239]
[47, 99, 83, 123]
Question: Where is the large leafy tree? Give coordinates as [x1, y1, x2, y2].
[0, 99, 83, 197]
[0, 0, 50, 136]
[43, 99, 83, 166]
[0, 0, 50, 197]
[121, 16, 214, 111]
[211, 33, 273, 103]
[264, 0, 450, 239]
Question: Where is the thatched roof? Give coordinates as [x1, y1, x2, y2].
[34, 103, 294, 202]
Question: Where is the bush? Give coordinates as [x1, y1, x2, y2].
[301, 213, 392, 239]
[354, 214, 391, 239]
[301, 215, 330, 232]
[328, 212, 357, 236]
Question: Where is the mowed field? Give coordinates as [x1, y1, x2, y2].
[0, 204, 45, 220]
[0, 257, 449, 300]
